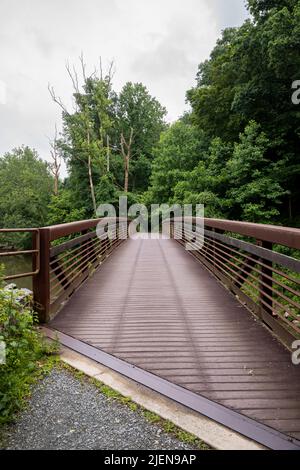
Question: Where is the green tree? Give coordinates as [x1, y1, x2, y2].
[170, 136, 232, 217]
[95, 174, 118, 206]
[51, 64, 167, 216]
[0, 147, 52, 246]
[226, 121, 285, 222]
[247, 0, 297, 20]
[146, 122, 209, 204]
[116, 82, 167, 192]
[47, 189, 86, 226]
[50, 59, 116, 217]
[187, 0, 300, 223]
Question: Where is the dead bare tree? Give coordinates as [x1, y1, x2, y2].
[66, 60, 80, 95]
[106, 135, 110, 173]
[86, 127, 97, 215]
[48, 57, 97, 215]
[48, 84, 70, 114]
[49, 55, 115, 216]
[48, 125, 62, 196]
[99, 56, 115, 86]
[120, 128, 133, 193]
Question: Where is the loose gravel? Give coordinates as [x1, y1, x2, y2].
[1, 368, 198, 450]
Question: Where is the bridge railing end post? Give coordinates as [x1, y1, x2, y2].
[33, 228, 51, 323]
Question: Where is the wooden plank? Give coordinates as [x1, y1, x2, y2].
[50, 237, 300, 445]
[43, 327, 300, 450]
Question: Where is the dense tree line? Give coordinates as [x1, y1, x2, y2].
[148, 0, 300, 225]
[0, 147, 52, 247]
[0, 0, 299, 240]
[48, 63, 167, 222]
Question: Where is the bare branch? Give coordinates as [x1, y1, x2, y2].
[107, 60, 115, 86]
[79, 52, 87, 84]
[120, 127, 134, 192]
[99, 56, 103, 81]
[129, 127, 134, 147]
[106, 135, 110, 173]
[65, 60, 79, 94]
[48, 83, 69, 115]
[48, 124, 62, 195]
[73, 65, 79, 91]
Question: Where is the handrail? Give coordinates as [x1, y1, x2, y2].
[168, 217, 300, 349]
[176, 217, 300, 249]
[1, 217, 299, 334]
[34, 218, 128, 322]
[46, 217, 128, 242]
[0, 228, 40, 280]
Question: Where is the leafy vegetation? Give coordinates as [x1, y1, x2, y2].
[184, 0, 300, 225]
[48, 67, 167, 219]
[0, 0, 299, 239]
[0, 267, 58, 424]
[0, 0, 298, 446]
[0, 147, 53, 248]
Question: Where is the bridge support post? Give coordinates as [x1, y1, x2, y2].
[33, 228, 51, 323]
[258, 240, 273, 315]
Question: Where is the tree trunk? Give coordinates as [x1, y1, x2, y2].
[49, 125, 61, 196]
[54, 175, 58, 196]
[121, 128, 133, 194]
[124, 155, 129, 193]
[87, 131, 97, 216]
[106, 135, 110, 173]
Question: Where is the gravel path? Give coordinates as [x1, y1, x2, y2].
[1, 368, 198, 450]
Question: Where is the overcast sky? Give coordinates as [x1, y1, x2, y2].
[0, 0, 248, 174]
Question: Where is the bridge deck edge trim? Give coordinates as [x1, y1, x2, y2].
[43, 327, 300, 451]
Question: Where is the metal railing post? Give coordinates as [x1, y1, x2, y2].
[258, 240, 273, 315]
[33, 228, 50, 323]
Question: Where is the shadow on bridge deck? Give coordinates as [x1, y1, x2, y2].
[50, 236, 300, 449]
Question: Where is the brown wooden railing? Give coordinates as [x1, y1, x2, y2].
[0, 220, 128, 321]
[168, 218, 300, 348]
[0, 228, 40, 281]
[1, 218, 300, 344]
[33, 218, 128, 322]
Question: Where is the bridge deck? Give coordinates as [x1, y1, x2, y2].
[50, 237, 300, 445]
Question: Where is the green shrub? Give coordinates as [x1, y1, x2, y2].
[0, 267, 56, 424]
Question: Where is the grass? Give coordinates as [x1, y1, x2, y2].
[0, 353, 60, 448]
[0, 278, 60, 426]
[61, 361, 211, 450]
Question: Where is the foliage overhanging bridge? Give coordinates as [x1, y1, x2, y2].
[1, 218, 300, 450]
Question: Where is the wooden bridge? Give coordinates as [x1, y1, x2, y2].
[1, 218, 300, 450]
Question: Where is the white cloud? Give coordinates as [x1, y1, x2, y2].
[206, 0, 249, 29]
[0, 0, 249, 175]
[0, 80, 7, 105]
